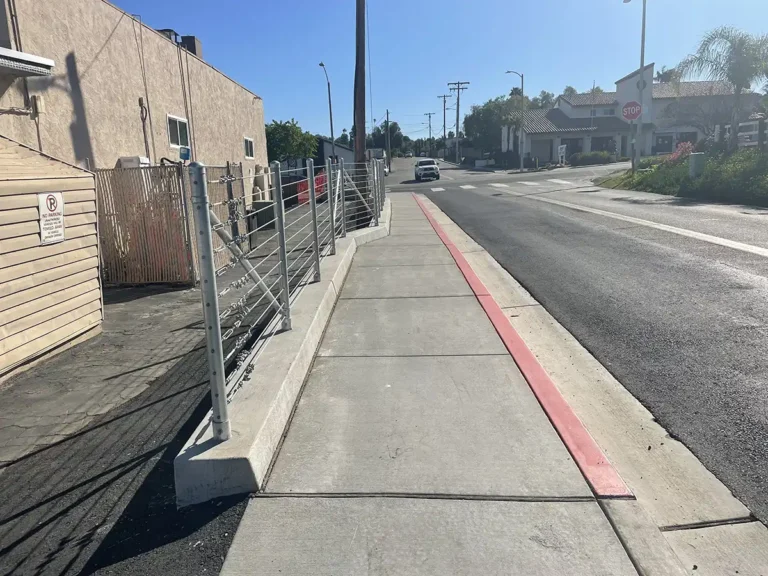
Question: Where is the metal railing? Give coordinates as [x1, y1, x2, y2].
[189, 157, 386, 440]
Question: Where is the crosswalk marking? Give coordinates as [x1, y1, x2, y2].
[460, 185, 476, 189]
[520, 181, 540, 186]
[489, 183, 509, 188]
[441, 175, 454, 180]
[548, 179, 573, 185]
[431, 187, 445, 192]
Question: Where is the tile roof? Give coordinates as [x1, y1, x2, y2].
[652, 81, 740, 98]
[524, 108, 632, 135]
[615, 63, 655, 84]
[560, 92, 619, 107]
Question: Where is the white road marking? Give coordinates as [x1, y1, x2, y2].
[441, 175, 454, 180]
[520, 181, 540, 186]
[508, 192, 768, 259]
[431, 187, 445, 192]
[548, 179, 573, 186]
[460, 185, 476, 190]
[489, 183, 509, 188]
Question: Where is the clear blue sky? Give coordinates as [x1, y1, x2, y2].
[114, 0, 767, 138]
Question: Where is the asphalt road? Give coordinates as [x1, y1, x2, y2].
[386, 158, 768, 525]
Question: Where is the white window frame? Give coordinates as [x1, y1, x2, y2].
[167, 114, 190, 148]
[244, 137, 254, 159]
[603, 108, 615, 116]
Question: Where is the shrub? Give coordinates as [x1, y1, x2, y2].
[569, 151, 615, 166]
[638, 155, 667, 169]
[680, 149, 768, 204]
[666, 141, 695, 164]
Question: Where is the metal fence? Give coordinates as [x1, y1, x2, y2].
[189, 157, 386, 440]
[95, 165, 196, 285]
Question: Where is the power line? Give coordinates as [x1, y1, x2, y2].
[438, 94, 451, 140]
[448, 81, 469, 163]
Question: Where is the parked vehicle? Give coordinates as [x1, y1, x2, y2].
[405, 152, 413, 158]
[415, 158, 440, 181]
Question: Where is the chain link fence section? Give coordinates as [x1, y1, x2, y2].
[189, 158, 386, 441]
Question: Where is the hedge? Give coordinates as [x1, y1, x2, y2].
[569, 151, 616, 166]
[599, 149, 768, 206]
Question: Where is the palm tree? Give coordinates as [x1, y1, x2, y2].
[655, 65, 679, 83]
[677, 27, 768, 150]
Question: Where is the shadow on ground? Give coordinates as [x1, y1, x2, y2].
[0, 235, 329, 575]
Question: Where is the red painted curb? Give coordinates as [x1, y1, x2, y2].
[413, 194, 633, 498]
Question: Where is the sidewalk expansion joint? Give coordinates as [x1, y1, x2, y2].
[500, 304, 542, 310]
[659, 515, 757, 532]
[316, 353, 511, 359]
[339, 295, 475, 300]
[254, 492, 596, 503]
[352, 263, 458, 268]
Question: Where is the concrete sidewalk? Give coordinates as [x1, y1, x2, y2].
[221, 193, 638, 575]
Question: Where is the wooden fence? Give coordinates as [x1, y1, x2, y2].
[95, 165, 196, 285]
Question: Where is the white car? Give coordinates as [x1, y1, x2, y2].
[384, 164, 390, 176]
[415, 158, 440, 181]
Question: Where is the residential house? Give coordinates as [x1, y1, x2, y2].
[516, 63, 761, 163]
[0, 0, 267, 172]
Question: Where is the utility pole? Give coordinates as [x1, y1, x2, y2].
[424, 112, 435, 156]
[353, 0, 366, 163]
[448, 81, 469, 164]
[385, 109, 391, 170]
[438, 94, 450, 140]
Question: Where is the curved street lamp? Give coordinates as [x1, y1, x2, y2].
[319, 62, 336, 160]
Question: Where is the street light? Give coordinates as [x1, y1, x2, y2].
[624, 0, 647, 173]
[319, 62, 336, 161]
[506, 70, 525, 172]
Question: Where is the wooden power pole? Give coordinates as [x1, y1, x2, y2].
[354, 0, 366, 163]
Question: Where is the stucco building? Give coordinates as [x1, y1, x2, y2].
[0, 0, 267, 171]
[509, 63, 761, 163]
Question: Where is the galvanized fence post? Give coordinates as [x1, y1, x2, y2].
[371, 160, 379, 227]
[307, 159, 322, 282]
[189, 162, 231, 442]
[339, 158, 347, 238]
[271, 161, 292, 331]
[326, 157, 336, 255]
[378, 160, 384, 213]
[381, 160, 386, 209]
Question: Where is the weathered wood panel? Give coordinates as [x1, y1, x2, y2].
[95, 165, 195, 285]
[0, 286, 101, 339]
[0, 267, 98, 314]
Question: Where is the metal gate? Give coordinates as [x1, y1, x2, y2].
[95, 165, 195, 285]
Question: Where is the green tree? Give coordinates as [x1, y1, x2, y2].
[265, 119, 317, 162]
[677, 26, 768, 151]
[335, 128, 350, 147]
[447, 130, 455, 139]
[463, 95, 527, 152]
[563, 85, 578, 98]
[591, 86, 605, 94]
[530, 90, 555, 109]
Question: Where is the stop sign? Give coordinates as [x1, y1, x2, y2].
[622, 101, 642, 121]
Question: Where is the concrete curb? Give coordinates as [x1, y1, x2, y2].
[174, 199, 391, 507]
[413, 193, 632, 498]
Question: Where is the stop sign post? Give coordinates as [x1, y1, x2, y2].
[622, 101, 642, 122]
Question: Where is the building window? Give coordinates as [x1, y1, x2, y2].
[590, 109, 597, 117]
[244, 137, 254, 159]
[167, 115, 189, 148]
[603, 108, 615, 116]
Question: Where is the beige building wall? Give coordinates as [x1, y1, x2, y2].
[0, 0, 267, 172]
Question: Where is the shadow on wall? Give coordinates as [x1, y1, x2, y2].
[65, 52, 94, 168]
